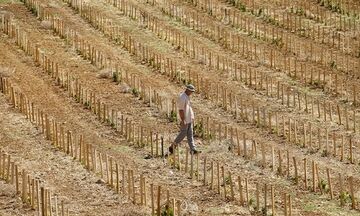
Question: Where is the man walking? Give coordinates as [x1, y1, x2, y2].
[169, 84, 201, 155]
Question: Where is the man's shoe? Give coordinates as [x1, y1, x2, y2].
[168, 145, 174, 154]
[191, 149, 201, 154]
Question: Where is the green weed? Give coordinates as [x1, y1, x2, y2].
[330, 60, 337, 69]
[248, 197, 255, 206]
[321, 150, 329, 157]
[271, 38, 284, 48]
[84, 101, 90, 109]
[112, 72, 121, 83]
[194, 121, 204, 138]
[161, 204, 174, 216]
[132, 88, 140, 97]
[340, 191, 351, 204]
[224, 175, 231, 184]
[256, 8, 263, 17]
[169, 110, 177, 122]
[319, 179, 328, 192]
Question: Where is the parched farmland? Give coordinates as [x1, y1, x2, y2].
[0, 0, 360, 215]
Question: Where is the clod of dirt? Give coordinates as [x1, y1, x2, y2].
[144, 154, 152, 159]
[40, 20, 52, 29]
[95, 179, 105, 184]
[197, 57, 206, 65]
[119, 83, 131, 93]
[0, 10, 11, 17]
[96, 68, 112, 79]
[0, 67, 15, 77]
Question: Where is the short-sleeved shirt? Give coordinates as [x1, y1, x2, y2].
[177, 92, 194, 124]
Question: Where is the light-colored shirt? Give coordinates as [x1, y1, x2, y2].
[177, 92, 194, 124]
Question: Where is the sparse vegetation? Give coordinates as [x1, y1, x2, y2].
[0, 0, 357, 214]
[132, 88, 140, 97]
[161, 205, 174, 216]
[319, 179, 328, 192]
[271, 38, 284, 48]
[330, 60, 337, 69]
[112, 72, 121, 83]
[84, 101, 90, 109]
[193, 121, 204, 138]
[248, 197, 255, 207]
[321, 150, 329, 157]
[169, 110, 177, 122]
[340, 191, 351, 204]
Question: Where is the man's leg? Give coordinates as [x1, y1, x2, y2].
[169, 124, 187, 154]
[187, 123, 196, 151]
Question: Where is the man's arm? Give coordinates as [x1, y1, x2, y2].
[179, 109, 185, 126]
[177, 94, 186, 126]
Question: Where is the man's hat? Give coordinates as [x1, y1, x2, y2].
[186, 84, 196, 92]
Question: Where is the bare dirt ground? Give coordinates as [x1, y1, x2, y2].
[1, 0, 360, 215]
